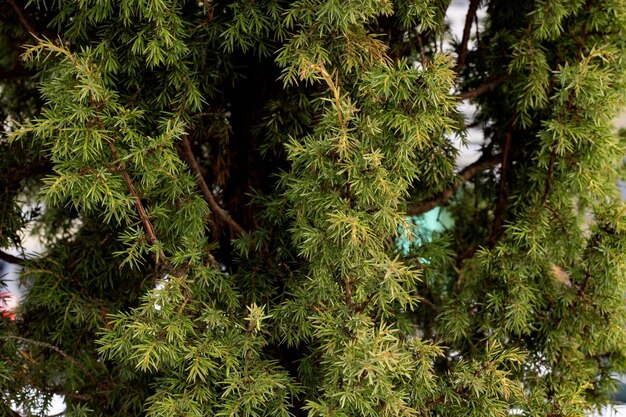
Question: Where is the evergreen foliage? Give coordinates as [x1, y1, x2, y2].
[1, 0, 626, 416]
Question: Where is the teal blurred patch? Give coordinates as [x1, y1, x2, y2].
[397, 207, 454, 256]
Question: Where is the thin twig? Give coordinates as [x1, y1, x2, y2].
[5, 0, 39, 38]
[180, 136, 245, 236]
[0, 249, 27, 265]
[0, 336, 91, 376]
[107, 142, 159, 246]
[405, 153, 503, 216]
[454, 0, 480, 73]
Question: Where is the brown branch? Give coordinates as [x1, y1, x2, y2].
[0, 249, 27, 265]
[455, 129, 512, 270]
[459, 75, 507, 100]
[489, 127, 512, 240]
[5, 0, 39, 39]
[180, 136, 246, 236]
[454, 0, 480, 73]
[106, 141, 159, 246]
[406, 153, 503, 216]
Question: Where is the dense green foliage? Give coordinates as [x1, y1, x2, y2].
[2, 0, 626, 416]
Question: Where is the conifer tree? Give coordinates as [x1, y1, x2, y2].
[1, 1, 626, 416]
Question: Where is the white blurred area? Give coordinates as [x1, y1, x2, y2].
[1, 212, 44, 309]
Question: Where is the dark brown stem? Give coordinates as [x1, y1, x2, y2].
[406, 153, 503, 216]
[354, 294, 375, 313]
[106, 142, 159, 246]
[0, 249, 27, 265]
[489, 127, 513, 241]
[541, 147, 557, 206]
[454, 0, 480, 73]
[203, 0, 214, 21]
[460, 75, 507, 100]
[180, 136, 246, 236]
[5, 0, 39, 38]
[415, 29, 427, 65]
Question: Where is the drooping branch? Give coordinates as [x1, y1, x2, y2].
[180, 136, 246, 236]
[454, 0, 480, 73]
[405, 153, 503, 216]
[0, 249, 27, 265]
[309, 63, 346, 136]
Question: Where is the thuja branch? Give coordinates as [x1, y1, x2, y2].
[406, 153, 503, 216]
[180, 135, 245, 236]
